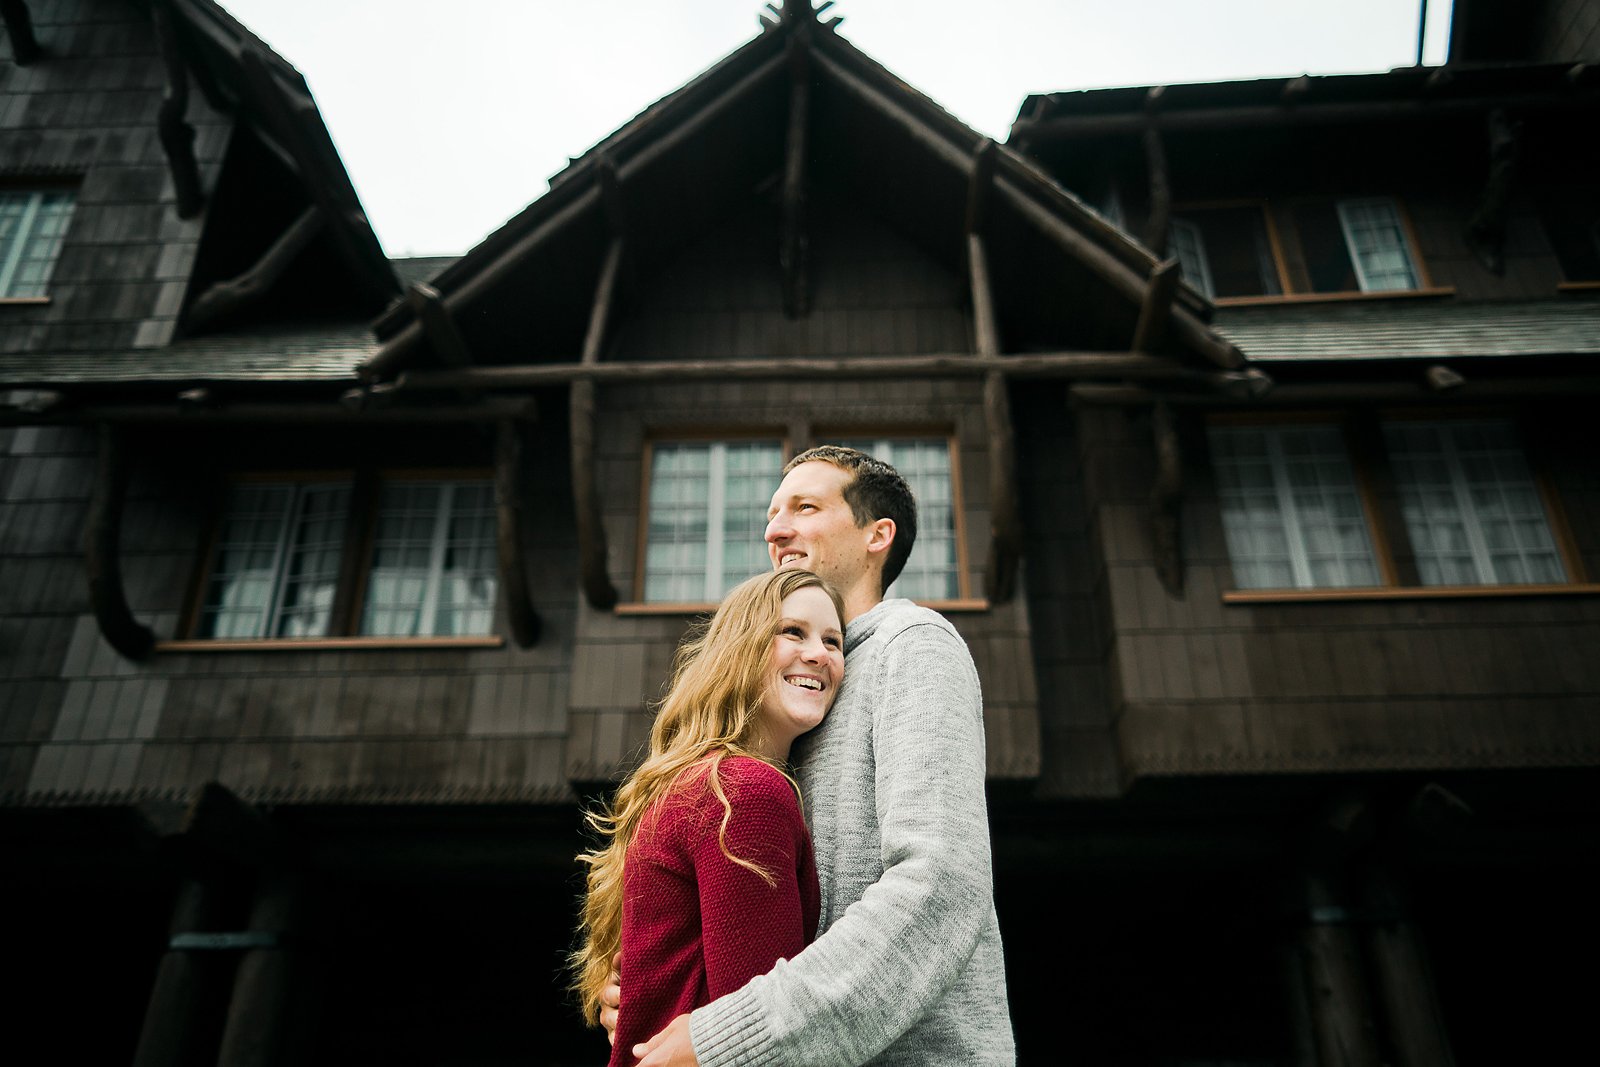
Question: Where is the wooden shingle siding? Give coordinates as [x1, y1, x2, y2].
[1535, 0, 1600, 61]
[1081, 403, 1600, 779]
[0, 0, 229, 355]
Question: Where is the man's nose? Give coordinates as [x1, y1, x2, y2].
[765, 512, 791, 544]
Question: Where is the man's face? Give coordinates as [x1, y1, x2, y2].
[765, 461, 876, 591]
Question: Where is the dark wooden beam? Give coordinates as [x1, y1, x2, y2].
[151, 0, 205, 219]
[495, 420, 541, 648]
[132, 879, 228, 1067]
[186, 206, 323, 329]
[571, 238, 623, 611]
[1141, 120, 1171, 255]
[969, 234, 1021, 604]
[1010, 86, 1600, 141]
[86, 424, 154, 661]
[2, 397, 535, 426]
[405, 281, 474, 368]
[361, 50, 789, 380]
[1132, 258, 1181, 354]
[596, 150, 626, 237]
[399, 351, 1201, 392]
[328, 468, 378, 636]
[780, 33, 811, 318]
[964, 137, 997, 237]
[2, 0, 40, 64]
[1149, 399, 1183, 596]
[215, 873, 303, 1067]
[1464, 108, 1522, 276]
[1070, 374, 1600, 407]
[1300, 870, 1384, 1067]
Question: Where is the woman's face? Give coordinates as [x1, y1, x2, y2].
[758, 586, 845, 756]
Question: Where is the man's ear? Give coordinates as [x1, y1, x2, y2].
[864, 518, 896, 557]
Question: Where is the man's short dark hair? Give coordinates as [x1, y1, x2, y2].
[783, 446, 918, 594]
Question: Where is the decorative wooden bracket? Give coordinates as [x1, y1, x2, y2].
[1464, 108, 1522, 276]
[186, 205, 323, 329]
[1132, 258, 1181, 354]
[780, 32, 811, 318]
[571, 238, 624, 610]
[86, 424, 155, 661]
[1149, 400, 1184, 596]
[406, 281, 474, 369]
[969, 232, 1022, 604]
[1, 0, 40, 64]
[495, 420, 541, 648]
[151, 0, 204, 219]
[1141, 87, 1171, 257]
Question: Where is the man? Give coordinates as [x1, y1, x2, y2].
[610, 446, 1014, 1067]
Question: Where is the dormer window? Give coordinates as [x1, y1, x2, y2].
[1291, 197, 1425, 294]
[0, 188, 75, 299]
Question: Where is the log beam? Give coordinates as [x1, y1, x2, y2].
[970, 234, 1021, 604]
[781, 33, 810, 318]
[132, 879, 227, 1067]
[571, 238, 624, 610]
[186, 206, 324, 329]
[964, 138, 997, 237]
[2, 0, 40, 64]
[1132, 257, 1181, 354]
[1463, 108, 1522, 276]
[1149, 399, 1183, 596]
[1300, 873, 1384, 1067]
[152, 0, 205, 219]
[405, 281, 474, 368]
[1141, 114, 1171, 255]
[2, 397, 536, 427]
[215, 873, 303, 1067]
[86, 424, 154, 661]
[1071, 374, 1600, 407]
[495, 420, 541, 648]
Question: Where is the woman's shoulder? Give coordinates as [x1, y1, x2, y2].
[716, 755, 796, 798]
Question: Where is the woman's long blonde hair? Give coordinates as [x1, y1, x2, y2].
[570, 567, 845, 1024]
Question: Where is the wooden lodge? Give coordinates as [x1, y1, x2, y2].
[2, 0, 1597, 1064]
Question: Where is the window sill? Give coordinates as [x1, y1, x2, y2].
[615, 598, 991, 616]
[1556, 281, 1600, 293]
[1214, 287, 1455, 308]
[155, 635, 505, 652]
[1223, 583, 1600, 604]
[0, 296, 50, 306]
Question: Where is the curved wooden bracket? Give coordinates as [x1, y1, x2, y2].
[187, 206, 323, 329]
[1464, 108, 1522, 276]
[1132, 258, 1181, 354]
[152, 0, 204, 219]
[86, 424, 155, 661]
[495, 420, 541, 648]
[1, 1, 40, 65]
[572, 238, 624, 610]
[969, 234, 1022, 604]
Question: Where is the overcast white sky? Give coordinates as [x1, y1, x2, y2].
[218, 1, 1454, 257]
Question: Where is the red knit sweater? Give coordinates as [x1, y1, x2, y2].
[609, 756, 820, 1067]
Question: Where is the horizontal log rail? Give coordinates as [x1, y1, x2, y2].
[397, 351, 1208, 391]
[0, 397, 536, 426]
[1070, 375, 1600, 407]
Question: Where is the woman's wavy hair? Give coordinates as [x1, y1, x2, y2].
[570, 567, 845, 1025]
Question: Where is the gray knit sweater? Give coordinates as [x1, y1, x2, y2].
[689, 598, 1015, 1067]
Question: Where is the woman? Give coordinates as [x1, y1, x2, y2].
[572, 568, 846, 1066]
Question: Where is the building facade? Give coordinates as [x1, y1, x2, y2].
[3, 1, 1597, 1065]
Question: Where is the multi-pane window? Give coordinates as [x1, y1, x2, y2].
[1337, 198, 1422, 292]
[0, 189, 76, 298]
[1169, 205, 1284, 300]
[1209, 425, 1381, 590]
[1383, 421, 1566, 586]
[361, 482, 498, 636]
[824, 437, 961, 601]
[644, 440, 784, 603]
[198, 482, 352, 638]
[1168, 218, 1214, 301]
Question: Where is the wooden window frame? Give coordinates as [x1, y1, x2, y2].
[0, 182, 79, 301]
[163, 467, 504, 652]
[1207, 411, 1599, 604]
[620, 425, 988, 615]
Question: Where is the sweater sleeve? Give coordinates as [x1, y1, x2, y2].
[692, 763, 812, 1001]
[689, 624, 994, 1067]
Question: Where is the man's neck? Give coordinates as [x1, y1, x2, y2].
[841, 581, 884, 625]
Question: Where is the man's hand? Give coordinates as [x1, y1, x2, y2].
[634, 1014, 699, 1067]
[601, 955, 622, 1046]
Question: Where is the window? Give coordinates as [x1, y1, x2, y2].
[1383, 420, 1566, 586]
[1169, 204, 1284, 300]
[0, 188, 75, 298]
[360, 481, 498, 636]
[1337, 199, 1423, 292]
[642, 439, 785, 603]
[198, 481, 352, 638]
[190, 473, 499, 641]
[1209, 425, 1381, 590]
[821, 437, 963, 601]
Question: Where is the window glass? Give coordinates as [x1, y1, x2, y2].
[1336, 198, 1422, 292]
[824, 438, 960, 600]
[1168, 217, 1214, 300]
[361, 482, 498, 636]
[1384, 421, 1566, 586]
[0, 189, 76, 298]
[1209, 426, 1380, 590]
[644, 440, 784, 603]
[1170, 206, 1283, 299]
[198, 482, 350, 638]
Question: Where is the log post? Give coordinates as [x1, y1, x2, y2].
[214, 872, 302, 1067]
[1299, 872, 1384, 1067]
[1463, 108, 1522, 276]
[495, 420, 541, 646]
[85, 424, 155, 660]
[569, 240, 624, 611]
[151, 0, 204, 219]
[186, 206, 324, 329]
[1365, 868, 1459, 1067]
[131, 878, 226, 1067]
[1141, 88, 1172, 257]
[328, 468, 378, 636]
[1149, 399, 1183, 596]
[1, 0, 40, 64]
[969, 233, 1022, 603]
[1132, 258, 1181, 354]
[780, 32, 811, 318]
